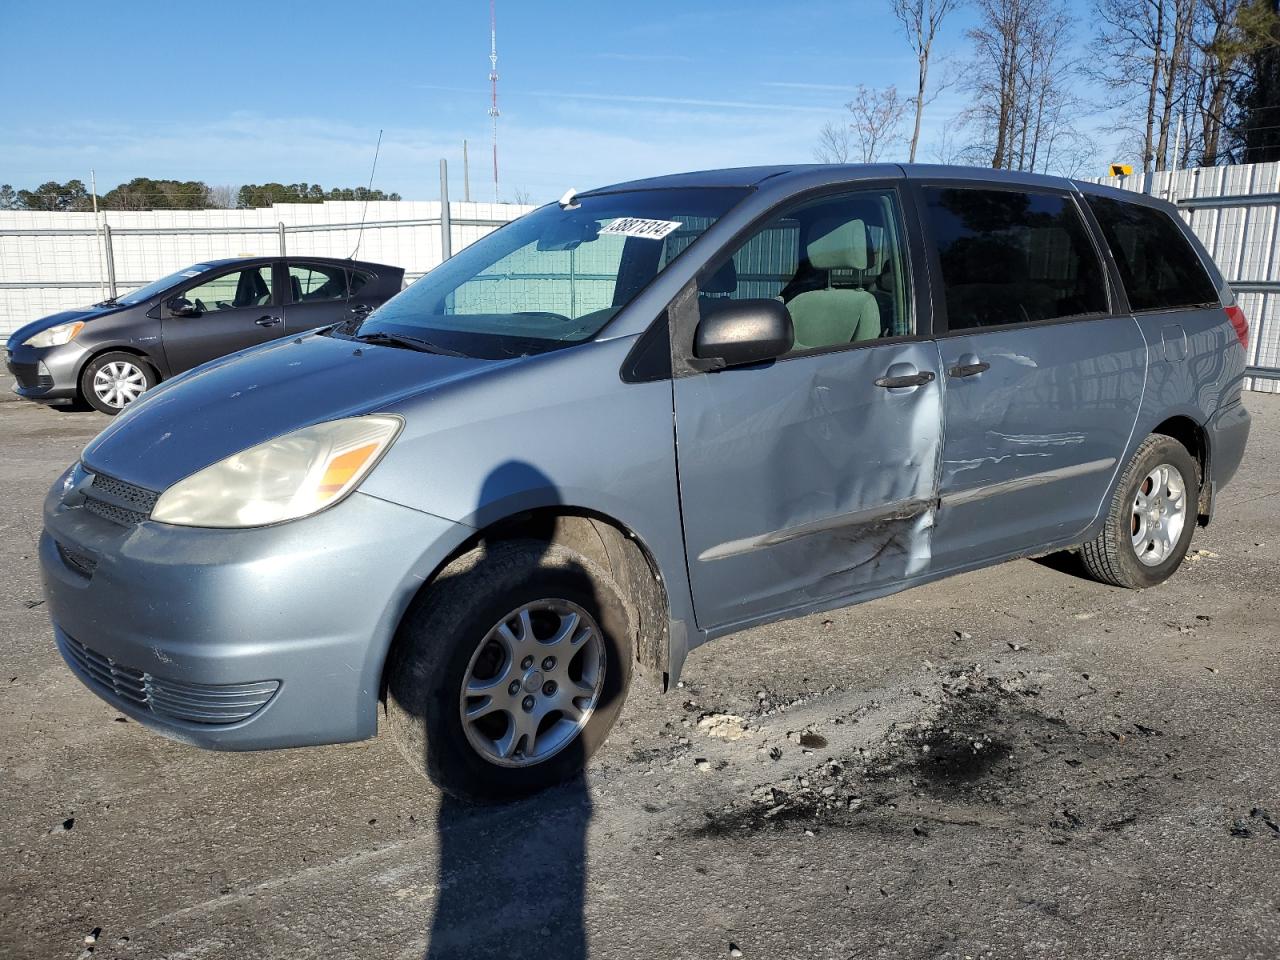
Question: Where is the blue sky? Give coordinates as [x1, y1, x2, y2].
[2, 0, 1108, 203]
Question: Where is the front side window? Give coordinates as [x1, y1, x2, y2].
[355, 187, 749, 358]
[923, 187, 1106, 331]
[1086, 196, 1218, 312]
[181, 266, 273, 313]
[289, 263, 348, 302]
[699, 188, 914, 353]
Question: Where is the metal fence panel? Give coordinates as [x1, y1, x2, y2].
[1091, 162, 1280, 393]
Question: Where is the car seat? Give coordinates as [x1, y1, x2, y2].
[786, 219, 880, 350]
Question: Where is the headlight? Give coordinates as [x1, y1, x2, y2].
[24, 321, 84, 348]
[151, 416, 402, 528]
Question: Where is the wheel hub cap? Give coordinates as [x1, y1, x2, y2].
[459, 599, 606, 768]
[93, 361, 146, 408]
[1131, 463, 1187, 567]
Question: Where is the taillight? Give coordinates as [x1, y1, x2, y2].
[1225, 305, 1249, 349]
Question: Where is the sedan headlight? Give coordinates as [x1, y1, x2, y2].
[24, 321, 84, 348]
[151, 416, 402, 528]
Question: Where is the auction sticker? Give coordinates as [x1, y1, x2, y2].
[600, 217, 682, 240]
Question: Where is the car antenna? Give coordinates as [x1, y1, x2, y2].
[348, 128, 384, 261]
[558, 188, 580, 210]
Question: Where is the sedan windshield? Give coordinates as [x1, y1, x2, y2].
[115, 264, 213, 306]
[348, 187, 749, 358]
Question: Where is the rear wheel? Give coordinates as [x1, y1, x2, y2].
[80, 352, 157, 415]
[1080, 434, 1199, 589]
[385, 540, 633, 803]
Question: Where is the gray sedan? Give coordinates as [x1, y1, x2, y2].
[6, 255, 403, 413]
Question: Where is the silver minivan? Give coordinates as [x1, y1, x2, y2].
[40, 164, 1252, 801]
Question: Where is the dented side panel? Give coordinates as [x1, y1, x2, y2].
[673, 341, 944, 631]
[932, 316, 1147, 568]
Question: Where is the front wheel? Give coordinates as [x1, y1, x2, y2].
[80, 352, 157, 415]
[1080, 434, 1200, 589]
[385, 540, 633, 803]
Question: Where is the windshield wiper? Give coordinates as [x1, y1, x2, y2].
[94, 297, 118, 307]
[354, 330, 468, 358]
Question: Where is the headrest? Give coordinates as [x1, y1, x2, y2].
[807, 219, 867, 271]
[702, 258, 738, 294]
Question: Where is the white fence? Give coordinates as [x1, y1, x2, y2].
[0, 200, 532, 338]
[1094, 161, 1280, 394]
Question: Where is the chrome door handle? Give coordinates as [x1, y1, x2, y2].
[875, 371, 935, 389]
[255, 316, 282, 327]
[948, 361, 990, 378]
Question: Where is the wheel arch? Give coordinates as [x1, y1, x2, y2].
[75, 345, 165, 396]
[1150, 413, 1212, 525]
[385, 506, 674, 694]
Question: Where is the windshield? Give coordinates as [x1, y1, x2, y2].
[347, 187, 749, 358]
[113, 264, 213, 306]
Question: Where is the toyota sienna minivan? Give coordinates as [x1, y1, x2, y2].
[40, 164, 1251, 802]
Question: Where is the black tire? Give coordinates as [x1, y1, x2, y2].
[79, 351, 157, 415]
[1080, 434, 1200, 589]
[385, 539, 634, 803]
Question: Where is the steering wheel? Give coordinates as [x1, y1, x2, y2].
[194, 298, 209, 312]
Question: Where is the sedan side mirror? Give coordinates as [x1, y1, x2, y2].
[694, 298, 793, 370]
[167, 297, 200, 318]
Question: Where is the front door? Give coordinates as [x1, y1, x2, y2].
[673, 186, 944, 632]
[161, 264, 284, 372]
[917, 183, 1148, 568]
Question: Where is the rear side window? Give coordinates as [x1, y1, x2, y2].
[1086, 196, 1218, 312]
[288, 263, 348, 303]
[923, 187, 1107, 330]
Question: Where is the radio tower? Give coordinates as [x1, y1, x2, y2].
[488, 0, 500, 202]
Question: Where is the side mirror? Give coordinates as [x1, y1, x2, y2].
[167, 297, 200, 317]
[694, 298, 793, 369]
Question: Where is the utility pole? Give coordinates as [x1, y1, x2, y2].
[463, 139, 472, 202]
[488, 0, 500, 202]
[90, 169, 106, 300]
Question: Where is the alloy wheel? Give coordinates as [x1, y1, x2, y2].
[1131, 462, 1188, 566]
[459, 599, 606, 768]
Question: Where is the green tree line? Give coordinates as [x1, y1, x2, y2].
[0, 178, 401, 212]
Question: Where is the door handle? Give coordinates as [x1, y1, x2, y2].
[874, 371, 935, 389]
[255, 315, 282, 327]
[948, 360, 990, 378]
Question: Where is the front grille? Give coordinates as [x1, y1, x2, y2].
[7, 360, 52, 390]
[56, 541, 98, 578]
[83, 473, 159, 527]
[60, 633, 280, 725]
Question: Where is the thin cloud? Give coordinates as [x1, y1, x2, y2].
[416, 83, 831, 114]
[593, 52, 694, 63]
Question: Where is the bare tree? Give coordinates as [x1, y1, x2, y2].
[892, 0, 963, 162]
[814, 121, 853, 163]
[960, 0, 1090, 173]
[207, 185, 238, 209]
[1092, 0, 1213, 172]
[848, 84, 907, 161]
[509, 186, 533, 206]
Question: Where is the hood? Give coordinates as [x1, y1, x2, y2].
[7, 304, 125, 349]
[83, 332, 500, 490]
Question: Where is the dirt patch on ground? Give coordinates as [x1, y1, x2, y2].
[689, 666, 1186, 843]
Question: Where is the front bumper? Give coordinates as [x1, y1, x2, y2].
[41, 477, 470, 750]
[5, 342, 86, 402]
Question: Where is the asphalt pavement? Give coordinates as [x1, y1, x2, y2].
[2, 395, 1278, 960]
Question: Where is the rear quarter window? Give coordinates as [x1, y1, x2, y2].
[1086, 196, 1219, 312]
